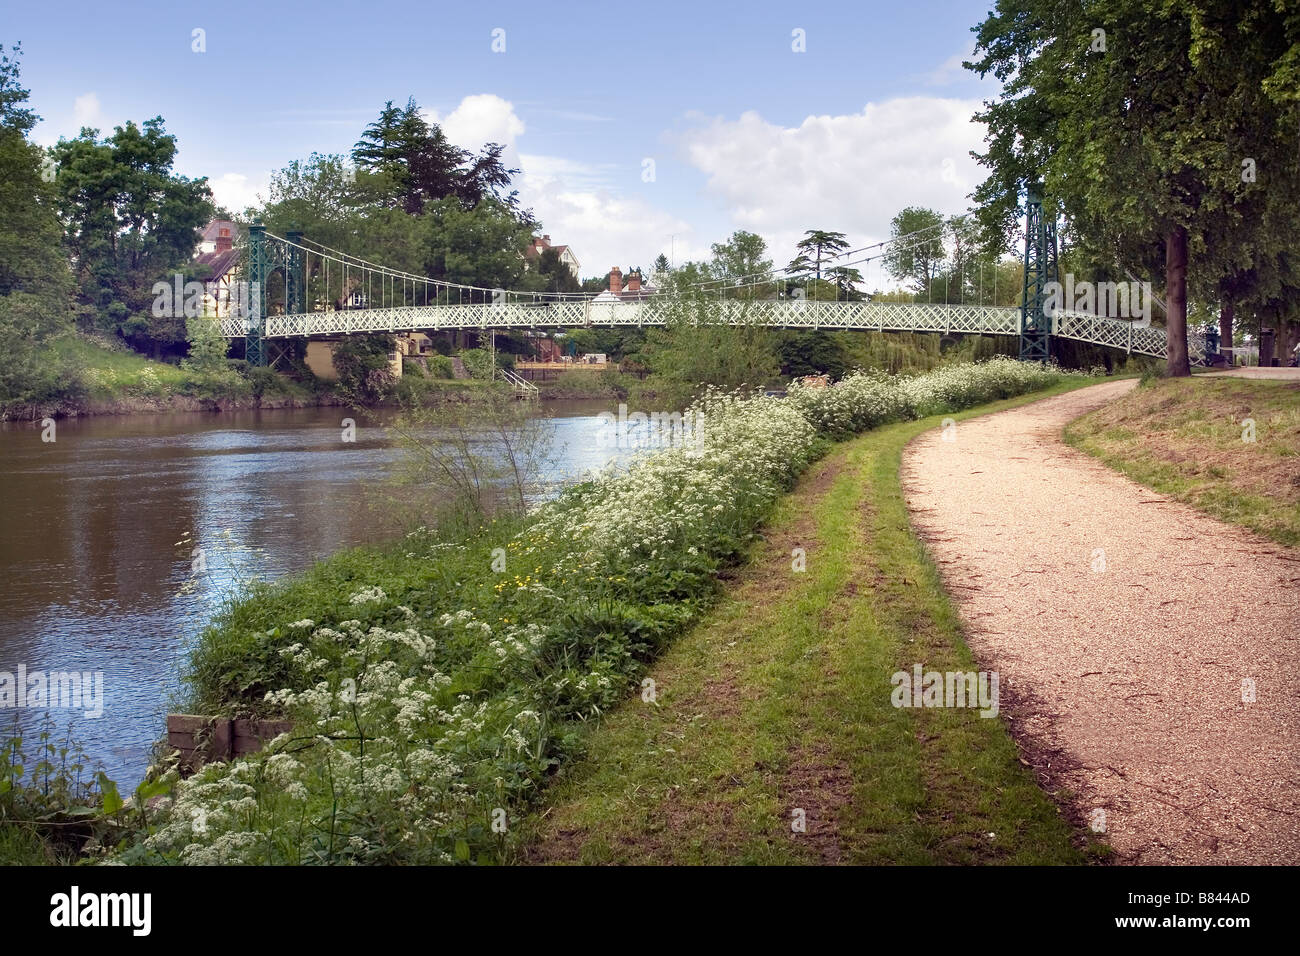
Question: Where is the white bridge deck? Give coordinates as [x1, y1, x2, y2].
[221, 299, 1206, 363]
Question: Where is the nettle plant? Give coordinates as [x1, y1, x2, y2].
[125, 358, 1080, 865]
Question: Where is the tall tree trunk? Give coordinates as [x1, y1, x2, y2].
[1283, 318, 1300, 366]
[1165, 226, 1191, 377]
[1220, 300, 1234, 365]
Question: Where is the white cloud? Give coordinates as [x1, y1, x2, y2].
[429, 94, 526, 166]
[923, 51, 972, 87]
[519, 174, 697, 279]
[72, 92, 101, 129]
[425, 94, 699, 278]
[677, 97, 986, 267]
[208, 172, 269, 214]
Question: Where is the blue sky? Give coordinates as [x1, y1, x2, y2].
[8, 0, 1000, 282]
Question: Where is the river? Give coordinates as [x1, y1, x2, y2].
[0, 401, 626, 787]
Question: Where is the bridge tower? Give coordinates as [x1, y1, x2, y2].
[1019, 184, 1058, 362]
[244, 224, 307, 366]
[246, 223, 271, 367]
[285, 230, 306, 318]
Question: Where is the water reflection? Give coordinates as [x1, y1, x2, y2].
[0, 400, 625, 786]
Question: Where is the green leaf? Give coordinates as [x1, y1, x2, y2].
[134, 777, 173, 801]
[454, 838, 471, 862]
[97, 772, 123, 814]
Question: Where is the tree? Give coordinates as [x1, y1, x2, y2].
[352, 98, 526, 217]
[968, 0, 1300, 376]
[787, 230, 849, 284]
[332, 334, 396, 403]
[882, 207, 945, 293]
[650, 253, 671, 286]
[521, 246, 581, 295]
[51, 117, 213, 355]
[424, 197, 533, 295]
[0, 43, 75, 402]
[710, 230, 774, 299]
[0, 43, 37, 134]
[641, 299, 779, 406]
[825, 265, 865, 301]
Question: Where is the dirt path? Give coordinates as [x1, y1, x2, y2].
[902, 380, 1300, 864]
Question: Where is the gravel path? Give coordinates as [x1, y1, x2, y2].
[902, 380, 1300, 864]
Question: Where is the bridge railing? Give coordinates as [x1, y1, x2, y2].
[243, 298, 1206, 366]
[1052, 310, 1207, 364]
[260, 299, 1024, 338]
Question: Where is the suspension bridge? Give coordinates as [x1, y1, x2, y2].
[224, 191, 1212, 367]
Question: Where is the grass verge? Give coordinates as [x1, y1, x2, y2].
[1065, 376, 1300, 547]
[518, 379, 1106, 864]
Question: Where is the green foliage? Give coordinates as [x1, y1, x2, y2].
[883, 207, 946, 291]
[425, 354, 455, 379]
[353, 97, 523, 216]
[0, 714, 174, 864]
[128, 360, 1079, 865]
[563, 326, 645, 361]
[0, 47, 75, 403]
[425, 198, 533, 291]
[709, 230, 775, 299]
[0, 43, 38, 134]
[50, 117, 214, 352]
[968, 0, 1300, 376]
[457, 347, 494, 380]
[331, 335, 396, 403]
[788, 229, 850, 284]
[182, 315, 230, 372]
[642, 299, 781, 407]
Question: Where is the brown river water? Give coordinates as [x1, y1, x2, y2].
[0, 401, 624, 786]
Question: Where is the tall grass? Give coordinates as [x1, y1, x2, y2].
[77, 359, 1090, 864]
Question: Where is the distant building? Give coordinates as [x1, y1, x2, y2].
[521, 235, 580, 277]
[592, 266, 656, 303]
[194, 220, 240, 317]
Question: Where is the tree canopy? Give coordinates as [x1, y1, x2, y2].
[968, 0, 1300, 373]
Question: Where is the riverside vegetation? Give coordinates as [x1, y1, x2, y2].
[1, 358, 1091, 864]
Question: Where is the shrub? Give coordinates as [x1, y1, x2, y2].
[457, 348, 494, 380]
[117, 358, 1080, 865]
[426, 355, 455, 379]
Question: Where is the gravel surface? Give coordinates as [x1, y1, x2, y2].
[902, 379, 1300, 864]
[1206, 367, 1300, 381]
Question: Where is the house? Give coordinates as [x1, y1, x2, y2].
[521, 235, 580, 278]
[194, 220, 240, 317]
[591, 266, 657, 303]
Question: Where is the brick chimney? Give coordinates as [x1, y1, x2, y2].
[609, 266, 623, 295]
[626, 270, 641, 293]
[215, 226, 233, 253]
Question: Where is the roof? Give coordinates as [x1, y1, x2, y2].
[522, 241, 575, 261]
[615, 285, 657, 301]
[592, 283, 658, 303]
[195, 247, 240, 281]
[202, 220, 235, 243]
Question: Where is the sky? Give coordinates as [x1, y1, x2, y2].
[7, 0, 1002, 285]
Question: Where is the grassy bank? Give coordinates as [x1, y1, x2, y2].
[2, 359, 1096, 865]
[520, 380, 1105, 864]
[1065, 376, 1300, 547]
[1, 334, 311, 420]
[3, 334, 517, 420]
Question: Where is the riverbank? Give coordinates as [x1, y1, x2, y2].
[1, 359, 1097, 865]
[521, 379, 1107, 864]
[0, 334, 513, 422]
[1064, 375, 1300, 547]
